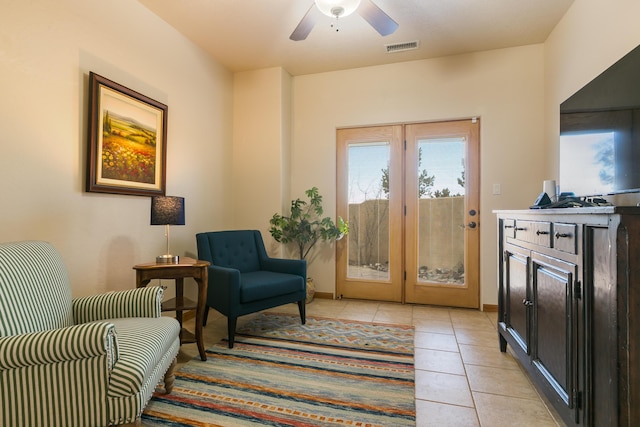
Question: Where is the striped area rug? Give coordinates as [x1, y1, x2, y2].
[142, 312, 415, 426]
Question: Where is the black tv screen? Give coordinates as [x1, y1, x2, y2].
[559, 44, 640, 197]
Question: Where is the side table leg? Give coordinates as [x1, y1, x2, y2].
[195, 275, 207, 361]
[175, 278, 184, 343]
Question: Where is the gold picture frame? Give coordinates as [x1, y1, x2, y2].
[87, 72, 167, 196]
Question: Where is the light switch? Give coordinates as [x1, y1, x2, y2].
[493, 183, 501, 195]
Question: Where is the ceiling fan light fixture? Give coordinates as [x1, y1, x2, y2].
[314, 0, 362, 18]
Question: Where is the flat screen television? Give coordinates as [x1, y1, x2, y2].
[559, 44, 640, 198]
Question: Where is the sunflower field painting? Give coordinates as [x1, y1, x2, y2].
[101, 110, 157, 184]
[87, 72, 167, 196]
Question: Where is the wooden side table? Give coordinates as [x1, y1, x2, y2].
[133, 257, 209, 361]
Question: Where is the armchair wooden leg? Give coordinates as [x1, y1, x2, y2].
[228, 317, 237, 348]
[202, 305, 210, 326]
[164, 357, 177, 394]
[298, 300, 306, 324]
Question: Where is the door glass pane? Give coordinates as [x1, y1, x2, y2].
[417, 137, 466, 285]
[347, 142, 391, 281]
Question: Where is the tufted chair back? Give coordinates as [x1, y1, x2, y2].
[196, 230, 268, 273]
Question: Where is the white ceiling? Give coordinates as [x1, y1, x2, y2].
[138, 0, 574, 76]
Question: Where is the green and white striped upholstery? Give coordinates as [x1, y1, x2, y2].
[0, 241, 181, 427]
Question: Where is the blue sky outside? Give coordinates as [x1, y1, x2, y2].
[348, 138, 466, 204]
[348, 142, 389, 203]
[420, 138, 466, 196]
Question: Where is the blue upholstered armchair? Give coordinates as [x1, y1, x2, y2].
[196, 230, 306, 348]
[0, 241, 181, 427]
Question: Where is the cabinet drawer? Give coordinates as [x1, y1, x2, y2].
[553, 223, 577, 254]
[502, 219, 516, 238]
[514, 220, 552, 247]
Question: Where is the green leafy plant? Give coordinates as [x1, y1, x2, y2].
[269, 187, 348, 260]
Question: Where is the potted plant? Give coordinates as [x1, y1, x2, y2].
[269, 187, 348, 303]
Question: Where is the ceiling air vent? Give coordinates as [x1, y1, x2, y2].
[385, 40, 420, 53]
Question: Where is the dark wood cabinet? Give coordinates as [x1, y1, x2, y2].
[531, 251, 580, 423]
[496, 208, 640, 427]
[502, 243, 530, 354]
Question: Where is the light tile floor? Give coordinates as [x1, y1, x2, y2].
[178, 298, 566, 427]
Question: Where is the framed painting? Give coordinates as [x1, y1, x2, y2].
[87, 72, 167, 196]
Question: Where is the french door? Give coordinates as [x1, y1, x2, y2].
[336, 125, 404, 302]
[336, 119, 480, 308]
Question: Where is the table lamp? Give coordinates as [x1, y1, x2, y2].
[151, 196, 185, 263]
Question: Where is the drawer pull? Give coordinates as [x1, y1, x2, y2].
[536, 230, 549, 235]
[522, 299, 534, 307]
[555, 232, 571, 239]
[515, 227, 526, 231]
[504, 225, 515, 229]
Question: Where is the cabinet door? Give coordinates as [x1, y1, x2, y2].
[531, 252, 580, 423]
[503, 244, 530, 354]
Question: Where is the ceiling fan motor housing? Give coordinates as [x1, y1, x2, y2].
[331, 6, 345, 17]
[315, 0, 362, 18]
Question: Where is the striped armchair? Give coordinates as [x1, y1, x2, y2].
[0, 241, 181, 427]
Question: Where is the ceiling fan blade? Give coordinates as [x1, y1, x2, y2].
[290, 4, 318, 41]
[357, 0, 398, 36]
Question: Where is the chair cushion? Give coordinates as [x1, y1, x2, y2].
[240, 271, 304, 303]
[106, 316, 180, 397]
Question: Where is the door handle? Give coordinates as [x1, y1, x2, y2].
[467, 221, 477, 229]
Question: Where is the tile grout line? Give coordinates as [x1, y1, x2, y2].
[450, 308, 483, 426]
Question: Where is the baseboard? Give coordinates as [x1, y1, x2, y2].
[314, 292, 333, 300]
[483, 304, 498, 312]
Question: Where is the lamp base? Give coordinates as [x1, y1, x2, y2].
[156, 254, 179, 264]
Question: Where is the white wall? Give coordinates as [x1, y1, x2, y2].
[291, 46, 548, 306]
[0, 0, 234, 296]
[232, 67, 292, 250]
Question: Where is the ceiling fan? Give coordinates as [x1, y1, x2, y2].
[290, 0, 398, 41]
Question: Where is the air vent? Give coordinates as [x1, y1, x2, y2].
[385, 40, 420, 53]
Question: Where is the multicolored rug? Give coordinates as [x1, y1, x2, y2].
[141, 312, 415, 426]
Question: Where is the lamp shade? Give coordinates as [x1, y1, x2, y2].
[151, 196, 185, 226]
